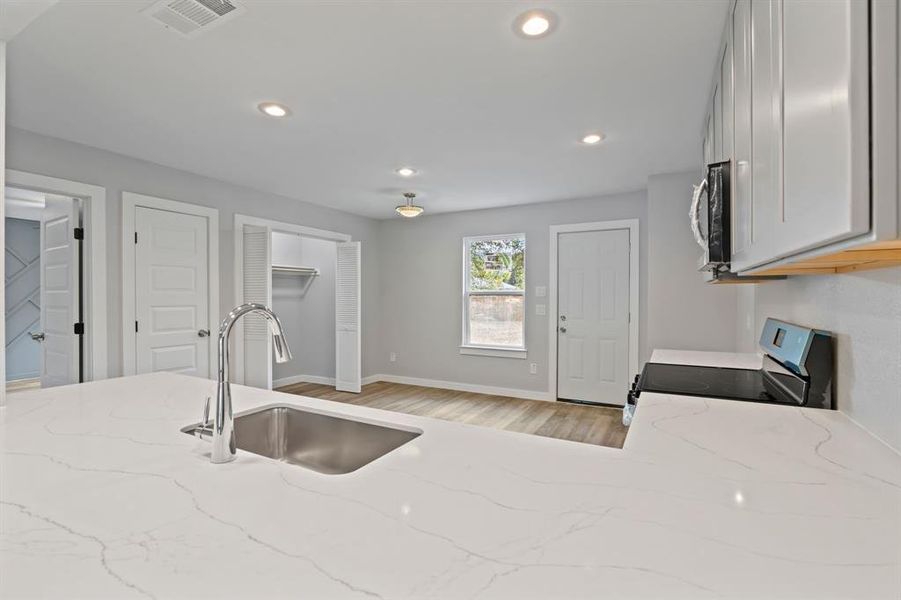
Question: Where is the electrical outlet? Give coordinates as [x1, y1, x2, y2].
[529, 363, 538, 375]
[535, 304, 546, 316]
[389, 352, 397, 362]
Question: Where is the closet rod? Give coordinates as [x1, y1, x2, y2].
[272, 265, 320, 276]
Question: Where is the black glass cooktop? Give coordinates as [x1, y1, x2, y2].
[638, 363, 776, 403]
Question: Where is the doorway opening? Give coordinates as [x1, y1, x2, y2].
[549, 220, 639, 406]
[234, 215, 360, 393]
[4, 186, 87, 393]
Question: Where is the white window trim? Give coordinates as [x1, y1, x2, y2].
[461, 233, 527, 356]
[459, 345, 528, 359]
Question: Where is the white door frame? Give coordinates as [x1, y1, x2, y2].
[233, 214, 351, 385]
[5, 169, 109, 382]
[122, 192, 219, 377]
[548, 219, 639, 400]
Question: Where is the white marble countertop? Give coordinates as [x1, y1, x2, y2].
[649, 348, 763, 370]
[2, 367, 900, 599]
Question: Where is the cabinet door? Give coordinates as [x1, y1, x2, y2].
[720, 36, 733, 162]
[748, 0, 782, 266]
[713, 82, 722, 161]
[731, 0, 753, 266]
[704, 110, 714, 167]
[776, 0, 869, 256]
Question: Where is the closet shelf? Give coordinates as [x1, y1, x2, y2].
[272, 265, 320, 276]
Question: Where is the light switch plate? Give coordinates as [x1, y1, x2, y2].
[535, 286, 547, 298]
[535, 304, 546, 316]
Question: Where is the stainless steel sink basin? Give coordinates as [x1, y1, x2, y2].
[183, 404, 421, 474]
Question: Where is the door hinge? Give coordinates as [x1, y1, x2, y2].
[134, 232, 138, 244]
[135, 321, 139, 333]
[73, 322, 85, 335]
[74, 227, 84, 240]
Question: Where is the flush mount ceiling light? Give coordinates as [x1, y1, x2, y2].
[581, 132, 605, 145]
[257, 102, 291, 118]
[395, 166, 418, 178]
[514, 9, 557, 39]
[396, 192, 424, 218]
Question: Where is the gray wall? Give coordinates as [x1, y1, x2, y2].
[376, 190, 650, 393]
[749, 268, 901, 452]
[4, 216, 40, 380]
[7, 127, 382, 379]
[647, 171, 738, 353]
[272, 235, 336, 383]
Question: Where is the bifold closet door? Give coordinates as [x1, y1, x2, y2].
[335, 241, 361, 393]
[242, 224, 272, 389]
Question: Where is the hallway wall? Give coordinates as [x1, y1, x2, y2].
[4, 216, 40, 381]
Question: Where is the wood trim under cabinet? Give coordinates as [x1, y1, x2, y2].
[751, 240, 901, 276]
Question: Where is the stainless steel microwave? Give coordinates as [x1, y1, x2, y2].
[690, 160, 731, 272]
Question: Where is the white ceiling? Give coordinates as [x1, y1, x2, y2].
[8, 0, 729, 218]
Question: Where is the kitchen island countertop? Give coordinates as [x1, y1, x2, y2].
[1, 361, 899, 599]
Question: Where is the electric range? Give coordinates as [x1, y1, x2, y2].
[623, 318, 833, 426]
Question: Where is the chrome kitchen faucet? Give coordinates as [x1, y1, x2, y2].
[202, 303, 293, 464]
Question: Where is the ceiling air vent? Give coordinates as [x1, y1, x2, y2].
[143, 0, 245, 37]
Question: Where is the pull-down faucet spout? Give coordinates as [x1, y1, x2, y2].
[209, 303, 292, 464]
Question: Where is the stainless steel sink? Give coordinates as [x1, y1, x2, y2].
[182, 404, 421, 474]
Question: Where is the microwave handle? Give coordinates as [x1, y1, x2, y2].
[689, 177, 708, 249]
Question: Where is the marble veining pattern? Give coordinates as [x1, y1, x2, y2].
[1, 360, 899, 598]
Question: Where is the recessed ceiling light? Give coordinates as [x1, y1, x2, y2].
[257, 102, 291, 118]
[514, 10, 557, 39]
[396, 167, 417, 178]
[581, 133, 605, 145]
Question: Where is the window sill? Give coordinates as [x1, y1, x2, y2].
[459, 345, 528, 359]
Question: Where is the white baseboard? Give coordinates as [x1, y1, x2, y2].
[274, 373, 554, 402]
[273, 374, 335, 388]
[274, 373, 383, 389]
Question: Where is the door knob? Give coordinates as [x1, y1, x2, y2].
[559, 326, 567, 333]
[29, 331, 45, 342]
[560, 315, 566, 321]
[198, 329, 211, 338]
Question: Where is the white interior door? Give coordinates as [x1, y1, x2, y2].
[241, 224, 272, 389]
[335, 241, 361, 393]
[134, 207, 210, 377]
[39, 196, 80, 388]
[557, 229, 630, 405]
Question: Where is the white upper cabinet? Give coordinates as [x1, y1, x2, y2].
[776, 0, 870, 257]
[745, 0, 783, 269]
[721, 0, 882, 273]
[720, 32, 733, 164]
[731, 0, 753, 262]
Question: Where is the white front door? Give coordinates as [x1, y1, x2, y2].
[134, 207, 210, 377]
[557, 229, 631, 405]
[39, 196, 80, 388]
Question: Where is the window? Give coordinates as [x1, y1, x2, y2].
[462, 234, 526, 355]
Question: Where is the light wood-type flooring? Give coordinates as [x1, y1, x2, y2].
[276, 380, 628, 448]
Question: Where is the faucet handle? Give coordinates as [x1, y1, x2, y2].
[202, 396, 211, 428]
